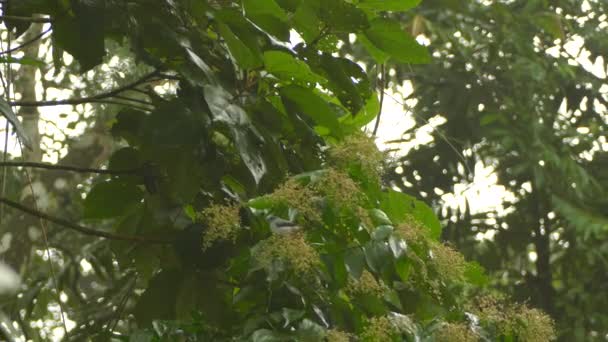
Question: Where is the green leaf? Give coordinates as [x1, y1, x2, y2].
[84, 179, 144, 219]
[371, 225, 394, 241]
[464, 261, 489, 286]
[293, 1, 321, 43]
[0, 98, 32, 150]
[388, 235, 407, 258]
[318, 55, 370, 113]
[380, 190, 442, 240]
[263, 51, 326, 84]
[217, 22, 263, 69]
[280, 85, 342, 137]
[204, 85, 267, 184]
[362, 18, 430, 64]
[296, 319, 326, 341]
[243, 0, 290, 40]
[0, 56, 46, 67]
[243, 0, 288, 21]
[394, 257, 412, 282]
[134, 269, 182, 326]
[52, 3, 105, 72]
[344, 247, 366, 278]
[341, 92, 380, 131]
[369, 208, 392, 226]
[363, 241, 391, 272]
[319, 1, 369, 32]
[356, 0, 421, 12]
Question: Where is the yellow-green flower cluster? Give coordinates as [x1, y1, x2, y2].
[325, 329, 351, 342]
[434, 323, 478, 342]
[346, 270, 384, 297]
[253, 232, 320, 275]
[314, 168, 364, 209]
[328, 132, 386, 180]
[360, 316, 398, 342]
[508, 306, 556, 341]
[198, 203, 241, 250]
[431, 243, 467, 281]
[267, 178, 320, 221]
[470, 295, 556, 341]
[395, 218, 429, 244]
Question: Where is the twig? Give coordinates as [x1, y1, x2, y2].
[0, 161, 140, 175]
[0, 15, 52, 23]
[372, 64, 386, 136]
[0, 27, 52, 56]
[0, 196, 173, 244]
[9, 70, 161, 107]
[111, 94, 154, 106]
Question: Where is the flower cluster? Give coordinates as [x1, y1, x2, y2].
[313, 168, 364, 209]
[431, 243, 467, 281]
[253, 232, 320, 275]
[267, 178, 320, 221]
[360, 316, 398, 342]
[328, 132, 386, 180]
[434, 323, 478, 342]
[198, 203, 241, 250]
[470, 295, 556, 341]
[325, 329, 350, 342]
[345, 270, 384, 297]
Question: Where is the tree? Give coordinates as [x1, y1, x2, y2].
[0, 1, 554, 341]
[351, 0, 607, 340]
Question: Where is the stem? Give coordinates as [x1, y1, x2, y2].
[0, 196, 172, 244]
[8, 70, 162, 107]
[0, 15, 52, 23]
[0, 27, 52, 56]
[372, 64, 386, 136]
[0, 161, 139, 175]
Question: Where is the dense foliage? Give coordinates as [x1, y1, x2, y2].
[340, 0, 607, 340]
[0, 0, 564, 341]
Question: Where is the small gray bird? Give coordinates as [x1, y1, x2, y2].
[267, 215, 301, 235]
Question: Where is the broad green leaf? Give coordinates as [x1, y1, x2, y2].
[0, 56, 46, 67]
[318, 55, 370, 113]
[217, 22, 263, 69]
[204, 85, 267, 184]
[380, 190, 442, 240]
[243, 0, 288, 21]
[357, 0, 421, 11]
[319, 1, 369, 32]
[371, 225, 394, 241]
[53, 3, 105, 71]
[368, 208, 392, 226]
[344, 247, 366, 278]
[388, 235, 407, 258]
[0, 98, 32, 150]
[363, 241, 391, 272]
[280, 85, 342, 136]
[263, 51, 326, 84]
[293, 1, 321, 43]
[84, 179, 144, 219]
[134, 269, 182, 326]
[243, 0, 290, 40]
[363, 18, 430, 64]
[340, 92, 380, 131]
[464, 261, 489, 286]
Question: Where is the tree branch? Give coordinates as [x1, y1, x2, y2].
[0, 161, 139, 175]
[372, 64, 386, 136]
[0, 27, 52, 56]
[0, 15, 52, 23]
[0, 196, 172, 244]
[8, 70, 162, 107]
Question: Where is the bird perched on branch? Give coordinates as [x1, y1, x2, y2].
[267, 215, 301, 235]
